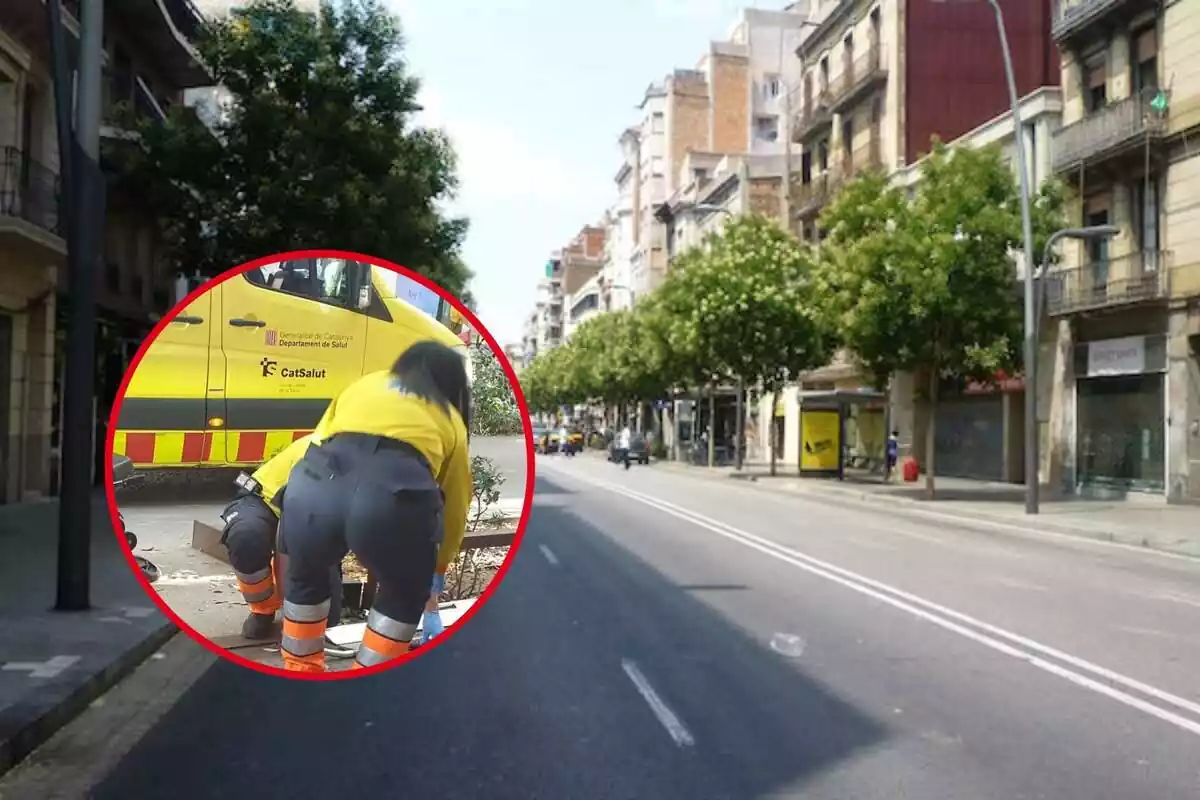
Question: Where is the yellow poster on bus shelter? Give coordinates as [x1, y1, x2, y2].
[800, 410, 841, 472]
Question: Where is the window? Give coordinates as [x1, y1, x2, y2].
[842, 116, 854, 160]
[1085, 205, 1110, 287]
[248, 258, 356, 308]
[694, 167, 709, 183]
[819, 56, 830, 91]
[315, 259, 355, 306]
[1132, 27, 1158, 95]
[817, 139, 829, 172]
[763, 73, 781, 100]
[651, 155, 664, 175]
[1083, 55, 1107, 112]
[754, 115, 779, 142]
[1136, 175, 1160, 265]
[650, 112, 664, 134]
[801, 150, 813, 183]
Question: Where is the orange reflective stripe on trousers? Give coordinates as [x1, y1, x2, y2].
[235, 558, 282, 616]
[280, 599, 329, 673]
[352, 609, 417, 670]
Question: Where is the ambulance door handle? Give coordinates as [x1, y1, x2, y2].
[229, 318, 266, 328]
[173, 315, 204, 325]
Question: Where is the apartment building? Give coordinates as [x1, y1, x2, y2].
[1040, 0, 1200, 503]
[0, 0, 209, 502]
[527, 256, 565, 363]
[600, 129, 640, 313]
[792, 0, 1058, 242]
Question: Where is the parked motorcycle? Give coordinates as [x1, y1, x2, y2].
[112, 455, 161, 583]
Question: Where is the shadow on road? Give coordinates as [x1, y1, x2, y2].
[89, 474, 889, 798]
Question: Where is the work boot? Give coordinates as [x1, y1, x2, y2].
[241, 611, 276, 641]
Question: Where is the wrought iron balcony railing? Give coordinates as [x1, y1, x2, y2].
[1051, 87, 1168, 174]
[1051, 0, 1148, 43]
[831, 46, 888, 112]
[0, 147, 63, 238]
[792, 88, 834, 143]
[1042, 250, 1170, 315]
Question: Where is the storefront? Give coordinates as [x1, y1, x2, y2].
[1074, 334, 1167, 494]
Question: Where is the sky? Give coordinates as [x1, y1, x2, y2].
[387, 0, 775, 346]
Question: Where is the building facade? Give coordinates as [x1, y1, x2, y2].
[778, 0, 1060, 470]
[0, 0, 209, 502]
[792, 0, 1059, 243]
[1042, 0, 1200, 502]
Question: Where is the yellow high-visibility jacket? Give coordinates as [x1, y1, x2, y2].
[251, 434, 314, 517]
[310, 370, 472, 576]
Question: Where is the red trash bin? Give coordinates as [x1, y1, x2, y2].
[902, 458, 920, 483]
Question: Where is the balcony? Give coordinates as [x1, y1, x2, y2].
[1051, 87, 1168, 174]
[793, 174, 832, 219]
[0, 146, 66, 261]
[792, 89, 834, 143]
[1051, 0, 1157, 47]
[109, 0, 211, 88]
[102, 69, 169, 139]
[841, 138, 883, 179]
[1043, 251, 1171, 316]
[0, 2, 208, 89]
[830, 46, 888, 114]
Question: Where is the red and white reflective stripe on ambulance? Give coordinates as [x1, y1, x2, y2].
[112, 430, 312, 467]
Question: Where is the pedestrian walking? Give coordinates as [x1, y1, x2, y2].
[278, 340, 473, 673]
[885, 429, 900, 482]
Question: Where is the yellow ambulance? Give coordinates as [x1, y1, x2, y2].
[113, 258, 465, 470]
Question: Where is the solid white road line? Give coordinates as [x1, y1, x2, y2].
[539, 544, 560, 566]
[555, 466, 1200, 739]
[620, 659, 695, 748]
[544, 459, 1200, 565]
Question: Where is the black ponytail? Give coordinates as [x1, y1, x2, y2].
[391, 340, 472, 430]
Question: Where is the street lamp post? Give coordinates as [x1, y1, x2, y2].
[1025, 224, 1119, 508]
[682, 203, 738, 470]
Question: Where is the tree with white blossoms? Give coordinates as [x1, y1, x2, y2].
[469, 339, 522, 437]
[659, 214, 833, 475]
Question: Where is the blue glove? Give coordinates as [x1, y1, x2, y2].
[421, 609, 445, 643]
[431, 573, 446, 594]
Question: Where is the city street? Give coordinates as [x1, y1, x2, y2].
[4, 454, 1199, 798]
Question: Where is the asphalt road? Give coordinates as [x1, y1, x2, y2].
[13, 454, 1200, 798]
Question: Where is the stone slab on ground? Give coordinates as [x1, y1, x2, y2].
[0, 497, 176, 778]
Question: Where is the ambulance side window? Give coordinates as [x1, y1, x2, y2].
[314, 259, 355, 307]
[248, 259, 354, 310]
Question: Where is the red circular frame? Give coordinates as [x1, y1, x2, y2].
[103, 249, 536, 681]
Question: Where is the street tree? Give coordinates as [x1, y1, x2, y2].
[114, 0, 470, 295]
[658, 214, 832, 473]
[468, 339, 522, 437]
[814, 140, 1065, 497]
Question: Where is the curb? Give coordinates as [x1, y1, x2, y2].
[0, 621, 180, 779]
[653, 462, 1200, 561]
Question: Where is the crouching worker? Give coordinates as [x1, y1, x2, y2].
[279, 340, 472, 673]
[220, 434, 343, 640]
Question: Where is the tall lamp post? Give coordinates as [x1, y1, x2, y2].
[1026, 224, 1119, 510]
[930, 1, 1034, 515]
[682, 203, 739, 470]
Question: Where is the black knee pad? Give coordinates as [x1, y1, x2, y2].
[220, 494, 279, 573]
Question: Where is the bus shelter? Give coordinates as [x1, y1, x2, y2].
[797, 388, 888, 479]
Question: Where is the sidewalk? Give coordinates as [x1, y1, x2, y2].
[652, 459, 1200, 560]
[0, 496, 178, 777]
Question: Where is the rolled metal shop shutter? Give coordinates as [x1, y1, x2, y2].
[933, 395, 1004, 482]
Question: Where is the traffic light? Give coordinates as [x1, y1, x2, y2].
[545, 260, 554, 278]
